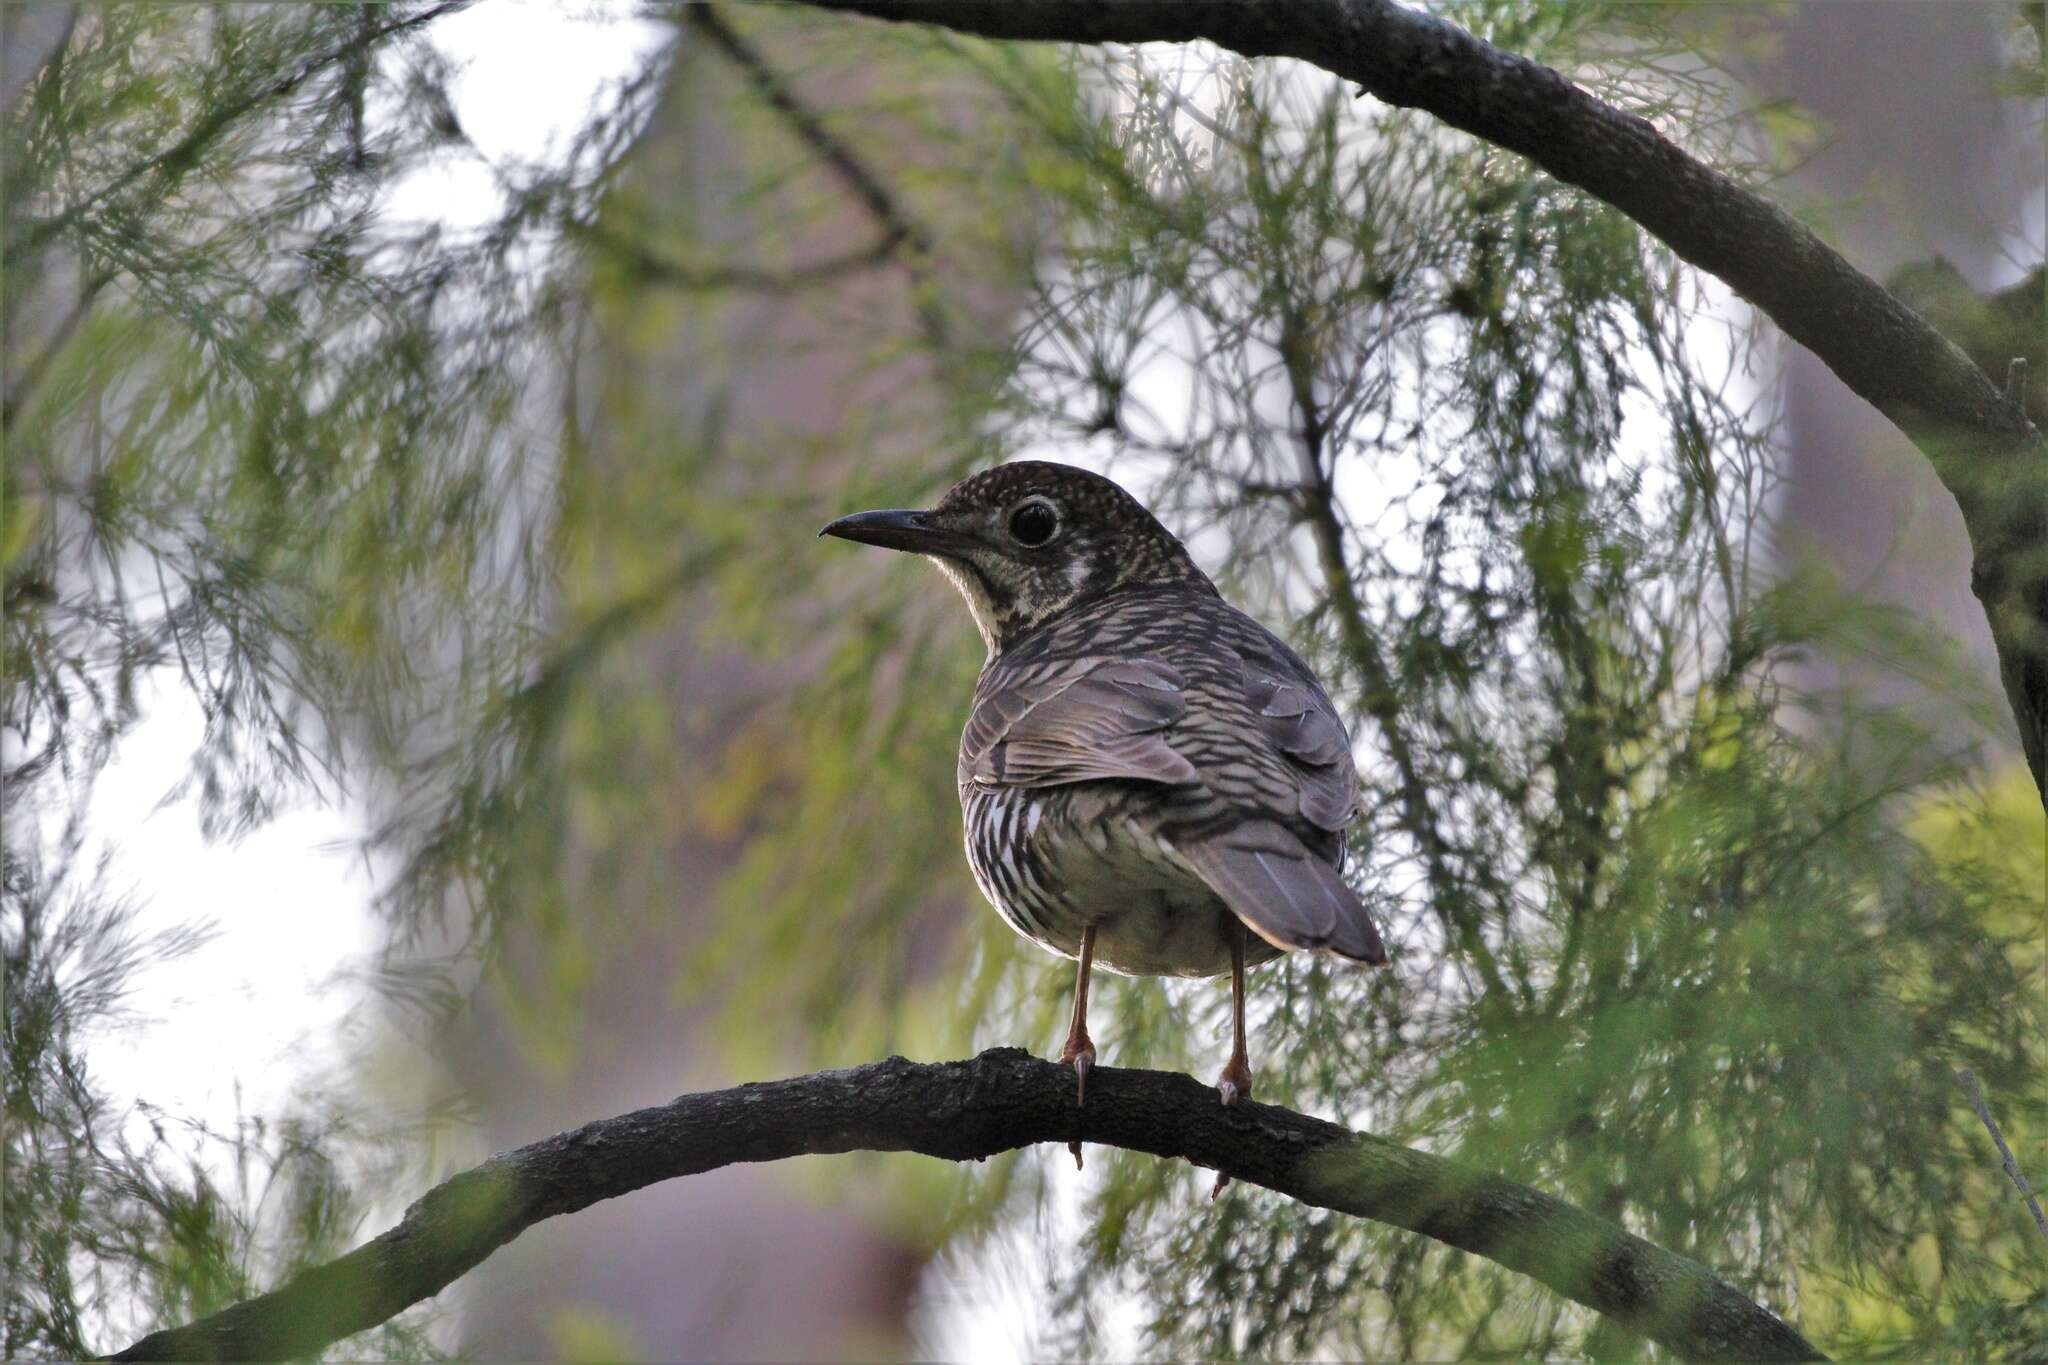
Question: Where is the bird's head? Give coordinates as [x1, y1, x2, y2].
[821, 461, 1217, 655]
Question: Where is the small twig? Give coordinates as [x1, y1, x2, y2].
[687, 5, 931, 256]
[1275, 304, 1508, 1001]
[571, 217, 909, 294]
[1956, 1068, 2048, 1242]
[686, 4, 951, 349]
[1, 266, 115, 433]
[11, 1, 470, 255]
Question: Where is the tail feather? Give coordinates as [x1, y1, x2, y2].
[1177, 821, 1387, 966]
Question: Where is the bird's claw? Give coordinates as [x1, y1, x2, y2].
[1211, 1058, 1251, 1197]
[1060, 1039, 1095, 1106]
[1059, 1038, 1095, 1171]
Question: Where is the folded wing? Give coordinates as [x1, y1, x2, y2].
[960, 656, 1195, 791]
[1242, 664, 1358, 834]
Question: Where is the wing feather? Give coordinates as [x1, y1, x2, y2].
[961, 657, 1195, 791]
[1240, 657, 1358, 833]
[959, 613, 1386, 967]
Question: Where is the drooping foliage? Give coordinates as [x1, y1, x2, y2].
[535, 11, 2041, 1359]
[5, 2, 2040, 1360]
[4, 3, 659, 1352]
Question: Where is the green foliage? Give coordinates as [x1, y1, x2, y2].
[548, 15, 2037, 1360]
[8, 1, 2042, 1359]
[2, 834, 444, 1357]
[3, 2, 638, 1352]
[5, 2, 579, 842]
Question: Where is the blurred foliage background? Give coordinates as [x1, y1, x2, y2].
[4, 2, 2043, 1359]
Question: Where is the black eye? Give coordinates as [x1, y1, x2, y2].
[1007, 498, 1060, 547]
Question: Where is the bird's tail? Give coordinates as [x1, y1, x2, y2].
[1177, 820, 1387, 965]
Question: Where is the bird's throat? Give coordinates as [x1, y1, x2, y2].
[929, 555, 1005, 660]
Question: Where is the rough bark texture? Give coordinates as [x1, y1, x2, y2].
[109, 1050, 1823, 1363]
[802, 0, 2048, 798]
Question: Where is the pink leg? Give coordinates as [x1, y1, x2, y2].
[1058, 925, 1097, 1169]
[1215, 921, 1253, 1106]
[1212, 922, 1251, 1199]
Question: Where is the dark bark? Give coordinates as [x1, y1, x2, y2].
[796, 0, 2048, 799]
[109, 1050, 1824, 1363]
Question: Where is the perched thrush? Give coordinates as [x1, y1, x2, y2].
[823, 461, 1387, 1122]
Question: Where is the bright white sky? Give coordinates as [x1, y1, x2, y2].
[86, 680, 378, 1130]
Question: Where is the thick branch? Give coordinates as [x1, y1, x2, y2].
[797, 0, 2048, 799]
[110, 1050, 1823, 1363]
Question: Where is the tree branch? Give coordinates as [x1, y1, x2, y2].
[1956, 1067, 2048, 1243]
[109, 1049, 1823, 1363]
[685, 5, 933, 260]
[1277, 303, 1514, 1001]
[790, 0, 2048, 801]
[683, 5, 953, 349]
[0, 265, 113, 433]
[574, 216, 911, 293]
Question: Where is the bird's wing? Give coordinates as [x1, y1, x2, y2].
[960, 656, 1197, 791]
[1173, 818, 1387, 965]
[1238, 652, 1360, 834]
[1160, 629, 1379, 963]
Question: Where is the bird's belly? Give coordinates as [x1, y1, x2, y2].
[962, 787, 1281, 978]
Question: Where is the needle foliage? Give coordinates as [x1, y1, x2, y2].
[5, 3, 2041, 1359]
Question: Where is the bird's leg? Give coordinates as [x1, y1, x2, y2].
[1059, 925, 1097, 1169]
[1058, 924, 1097, 1102]
[1216, 920, 1253, 1106]
[1211, 921, 1251, 1199]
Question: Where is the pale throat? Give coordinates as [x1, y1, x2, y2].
[930, 554, 1075, 659]
[929, 555, 1004, 660]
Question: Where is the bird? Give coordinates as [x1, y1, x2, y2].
[821, 460, 1387, 1128]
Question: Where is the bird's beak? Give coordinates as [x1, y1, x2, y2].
[818, 507, 966, 556]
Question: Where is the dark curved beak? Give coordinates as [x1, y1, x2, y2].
[818, 507, 961, 555]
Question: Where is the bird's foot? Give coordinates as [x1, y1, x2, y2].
[1059, 1035, 1096, 1106]
[1211, 1057, 1252, 1198]
[1058, 1034, 1095, 1170]
[1215, 1055, 1252, 1107]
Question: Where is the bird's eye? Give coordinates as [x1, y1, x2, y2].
[1007, 498, 1061, 548]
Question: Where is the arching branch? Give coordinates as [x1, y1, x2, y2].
[792, 0, 2048, 801]
[109, 1049, 1824, 1363]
